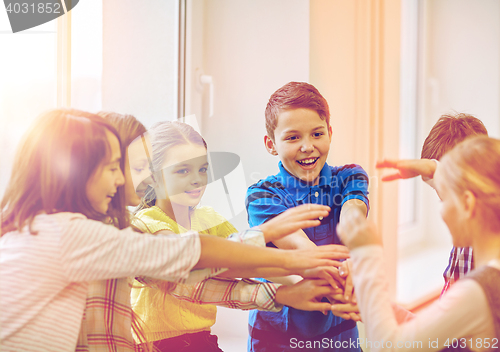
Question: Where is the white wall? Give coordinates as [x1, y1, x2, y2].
[425, 0, 500, 139]
[190, 1, 310, 350]
[190, 0, 310, 231]
[102, 0, 179, 128]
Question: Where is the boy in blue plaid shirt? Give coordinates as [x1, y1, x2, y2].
[246, 82, 369, 352]
[376, 113, 487, 295]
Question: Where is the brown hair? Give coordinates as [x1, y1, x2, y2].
[265, 82, 330, 140]
[1, 109, 129, 236]
[97, 112, 147, 150]
[421, 113, 488, 160]
[94, 112, 154, 351]
[98, 111, 148, 212]
[440, 136, 500, 232]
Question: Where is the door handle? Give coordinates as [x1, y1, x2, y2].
[200, 74, 214, 118]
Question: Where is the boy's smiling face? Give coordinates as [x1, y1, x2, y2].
[265, 108, 332, 185]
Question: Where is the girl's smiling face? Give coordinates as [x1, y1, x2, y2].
[159, 143, 208, 208]
[86, 130, 125, 214]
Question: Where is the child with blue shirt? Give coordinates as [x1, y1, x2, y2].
[246, 82, 369, 352]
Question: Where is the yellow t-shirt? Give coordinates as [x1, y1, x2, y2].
[130, 206, 237, 342]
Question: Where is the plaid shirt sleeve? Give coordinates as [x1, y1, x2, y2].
[226, 228, 266, 247]
[77, 278, 141, 352]
[170, 277, 282, 312]
[441, 246, 474, 295]
[166, 229, 280, 312]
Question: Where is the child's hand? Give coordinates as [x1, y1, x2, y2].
[283, 244, 350, 272]
[324, 292, 361, 321]
[337, 210, 381, 250]
[274, 279, 337, 312]
[299, 266, 345, 290]
[339, 259, 356, 303]
[330, 302, 362, 322]
[258, 204, 330, 243]
[376, 158, 437, 181]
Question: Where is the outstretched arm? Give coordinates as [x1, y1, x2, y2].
[196, 237, 349, 272]
[138, 204, 335, 286]
[337, 212, 490, 351]
[258, 204, 329, 246]
[337, 199, 367, 303]
[340, 199, 367, 224]
[272, 229, 317, 250]
[221, 265, 345, 290]
[376, 158, 438, 182]
[170, 277, 338, 313]
[194, 203, 345, 272]
[196, 204, 349, 277]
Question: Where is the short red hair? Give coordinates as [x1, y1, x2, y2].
[265, 82, 330, 140]
[421, 113, 488, 160]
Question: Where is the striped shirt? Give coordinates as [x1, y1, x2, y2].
[0, 212, 201, 352]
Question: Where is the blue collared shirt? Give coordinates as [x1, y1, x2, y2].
[246, 161, 369, 246]
[245, 162, 369, 351]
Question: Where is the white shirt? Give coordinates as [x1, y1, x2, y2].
[0, 212, 201, 352]
[352, 245, 496, 352]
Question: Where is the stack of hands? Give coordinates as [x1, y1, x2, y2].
[291, 210, 381, 321]
[303, 258, 362, 321]
[271, 158, 433, 319]
[265, 204, 383, 321]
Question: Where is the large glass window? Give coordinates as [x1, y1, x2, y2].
[397, 0, 500, 307]
[0, 1, 181, 199]
[0, 12, 57, 199]
[71, 0, 103, 112]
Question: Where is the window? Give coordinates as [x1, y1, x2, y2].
[397, 0, 451, 307]
[0, 1, 182, 199]
[396, 0, 500, 307]
[0, 11, 58, 198]
[71, 0, 103, 112]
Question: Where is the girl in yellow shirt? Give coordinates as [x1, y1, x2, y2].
[131, 121, 239, 351]
[130, 121, 346, 351]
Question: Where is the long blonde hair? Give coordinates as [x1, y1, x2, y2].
[440, 136, 500, 232]
[97, 112, 148, 153]
[133, 122, 207, 319]
[136, 121, 207, 212]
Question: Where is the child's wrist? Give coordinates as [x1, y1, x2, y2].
[254, 223, 273, 243]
